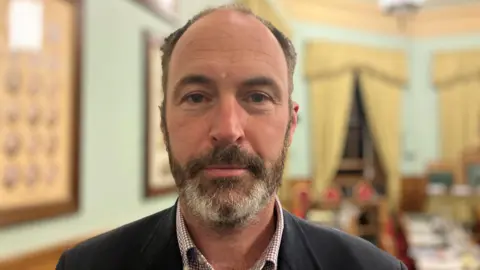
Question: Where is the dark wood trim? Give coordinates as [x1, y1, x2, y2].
[142, 31, 177, 198]
[133, 0, 179, 23]
[0, 234, 94, 270]
[0, 0, 83, 227]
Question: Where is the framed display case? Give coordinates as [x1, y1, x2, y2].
[134, 0, 179, 22]
[0, 0, 83, 227]
[142, 30, 176, 198]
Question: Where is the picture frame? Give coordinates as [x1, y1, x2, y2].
[0, 0, 83, 227]
[134, 0, 179, 23]
[142, 30, 177, 198]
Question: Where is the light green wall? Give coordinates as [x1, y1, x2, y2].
[405, 35, 480, 175]
[0, 0, 231, 259]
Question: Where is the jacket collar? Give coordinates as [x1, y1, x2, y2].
[140, 200, 183, 270]
[278, 209, 323, 270]
[137, 200, 322, 270]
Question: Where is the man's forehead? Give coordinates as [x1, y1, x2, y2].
[174, 9, 279, 55]
[165, 8, 289, 94]
[187, 9, 270, 35]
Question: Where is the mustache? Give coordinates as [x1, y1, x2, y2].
[184, 144, 266, 179]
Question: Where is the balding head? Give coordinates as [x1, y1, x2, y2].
[160, 4, 296, 97]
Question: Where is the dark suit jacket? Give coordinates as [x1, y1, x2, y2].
[56, 203, 407, 270]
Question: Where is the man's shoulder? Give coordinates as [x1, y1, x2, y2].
[57, 206, 175, 269]
[287, 212, 405, 269]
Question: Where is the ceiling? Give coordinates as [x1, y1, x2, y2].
[278, 0, 480, 37]
[360, 0, 480, 8]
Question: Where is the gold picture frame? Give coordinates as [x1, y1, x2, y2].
[0, 0, 83, 227]
[142, 30, 176, 198]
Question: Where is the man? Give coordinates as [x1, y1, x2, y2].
[56, 4, 406, 270]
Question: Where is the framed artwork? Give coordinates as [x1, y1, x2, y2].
[134, 0, 179, 22]
[0, 0, 82, 227]
[143, 30, 176, 198]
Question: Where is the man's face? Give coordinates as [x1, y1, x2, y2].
[162, 10, 298, 228]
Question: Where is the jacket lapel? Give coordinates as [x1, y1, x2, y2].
[278, 210, 324, 270]
[137, 201, 183, 270]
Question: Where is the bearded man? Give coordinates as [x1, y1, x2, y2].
[56, 4, 406, 270]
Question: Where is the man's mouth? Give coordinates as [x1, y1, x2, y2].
[203, 164, 247, 177]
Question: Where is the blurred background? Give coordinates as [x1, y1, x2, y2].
[0, 0, 479, 269]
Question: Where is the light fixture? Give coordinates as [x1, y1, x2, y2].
[379, 0, 424, 15]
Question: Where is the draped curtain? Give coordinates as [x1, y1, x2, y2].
[433, 50, 480, 161]
[304, 42, 407, 208]
[309, 73, 354, 201]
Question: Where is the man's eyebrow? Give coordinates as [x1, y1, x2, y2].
[240, 76, 281, 98]
[172, 74, 215, 100]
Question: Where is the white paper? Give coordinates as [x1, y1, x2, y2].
[451, 184, 472, 196]
[158, 0, 175, 12]
[8, 0, 44, 52]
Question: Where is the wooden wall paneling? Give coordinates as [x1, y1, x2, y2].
[0, 233, 97, 270]
[400, 175, 427, 212]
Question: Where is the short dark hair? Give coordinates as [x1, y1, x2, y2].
[160, 3, 297, 96]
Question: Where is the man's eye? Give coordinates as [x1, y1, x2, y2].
[248, 93, 270, 103]
[185, 93, 206, 103]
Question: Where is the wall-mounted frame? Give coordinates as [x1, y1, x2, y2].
[0, 0, 83, 227]
[134, 0, 179, 23]
[143, 30, 176, 198]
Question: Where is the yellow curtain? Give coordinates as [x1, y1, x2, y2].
[434, 50, 480, 160]
[309, 73, 354, 201]
[304, 42, 407, 83]
[305, 41, 406, 208]
[360, 74, 403, 209]
[464, 79, 480, 149]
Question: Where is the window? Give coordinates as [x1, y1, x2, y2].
[336, 75, 386, 196]
[343, 84, 366, 159]
[338, 76, 370, 175]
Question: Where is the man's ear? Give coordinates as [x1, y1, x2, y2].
[288, 101, 299, 146]
[159, 103, 169, 149]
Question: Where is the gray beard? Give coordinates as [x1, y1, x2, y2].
[180, 175, 274, 229]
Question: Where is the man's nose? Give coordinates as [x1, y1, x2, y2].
[209, 97, 245, 145]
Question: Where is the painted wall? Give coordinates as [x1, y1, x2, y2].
[406, 34, 480, 174]
[0, 0, 231, 259]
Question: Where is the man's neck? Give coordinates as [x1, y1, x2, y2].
[180, 198, 277, 269]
